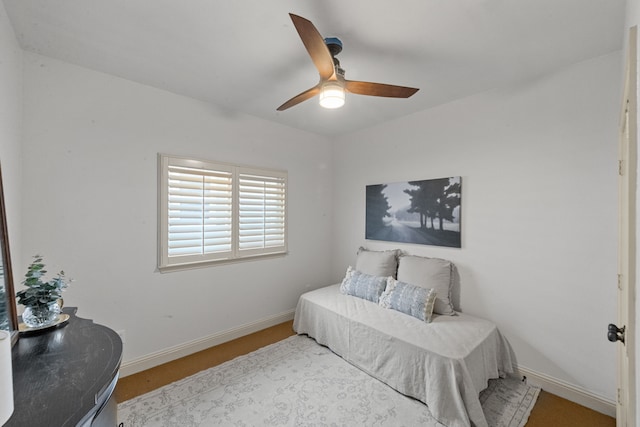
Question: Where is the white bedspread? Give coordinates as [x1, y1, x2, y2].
[293, 284, 515, 427]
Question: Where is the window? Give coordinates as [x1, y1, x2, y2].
[158, 154, 287, 271]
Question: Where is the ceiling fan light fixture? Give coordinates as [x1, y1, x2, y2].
[319, 82, 345, 109]
[276, 14, 418, 111]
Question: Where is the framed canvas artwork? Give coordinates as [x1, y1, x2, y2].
[366, 176, 461, 248]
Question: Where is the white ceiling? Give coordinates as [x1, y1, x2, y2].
[2, 0, 626, 137]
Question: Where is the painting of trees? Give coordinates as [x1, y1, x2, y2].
[365, 177, 461, 248]
[405, 178, 460, 231]
[365, 184, 391, 236]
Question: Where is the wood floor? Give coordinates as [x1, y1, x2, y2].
[116, 321, 616, 426]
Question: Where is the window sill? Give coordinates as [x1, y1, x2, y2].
[157, 251, 288, 273]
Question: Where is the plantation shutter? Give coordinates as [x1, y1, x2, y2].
[159, 154, 287, 271]
[238, 169, 287, 257]
[168, 165, 233, 257]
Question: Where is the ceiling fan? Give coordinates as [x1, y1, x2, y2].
[277, 13, 419, 111]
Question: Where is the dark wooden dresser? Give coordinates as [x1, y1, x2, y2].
[4, 307, 122, 427]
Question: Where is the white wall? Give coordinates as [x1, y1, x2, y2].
[0, 1, 22, 275]
[20, 52, 334, 363]
[331, 53, 621, 403]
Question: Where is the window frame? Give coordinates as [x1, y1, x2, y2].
[158, 154, 287, 272]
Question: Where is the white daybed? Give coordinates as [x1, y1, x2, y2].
[293, 250, 515, 427]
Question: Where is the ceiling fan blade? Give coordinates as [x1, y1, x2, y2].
[344, 80, 419, 98]
[289, 13, 335, 80]
[277, 85, 321, 111]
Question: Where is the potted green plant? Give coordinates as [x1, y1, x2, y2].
[16, 255, 70, 328]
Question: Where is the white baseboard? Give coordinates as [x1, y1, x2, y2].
[120, 309, 295, 378]
[515, 365, 616, 417]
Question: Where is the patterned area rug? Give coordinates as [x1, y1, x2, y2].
[118, 335, 539, 427]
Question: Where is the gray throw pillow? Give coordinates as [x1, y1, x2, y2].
[354, 247, 400, 278]
[396, 255, 455, 315]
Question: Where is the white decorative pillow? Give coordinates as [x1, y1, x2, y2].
[355, 247, 400, 278]
[396, 255, 455, 315]
[379, 277, 437, 323]
[340, 266, 388, 303]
